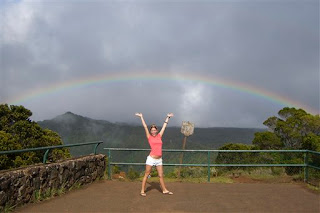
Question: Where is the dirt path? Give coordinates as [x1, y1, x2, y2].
[15, 180, 319, 213]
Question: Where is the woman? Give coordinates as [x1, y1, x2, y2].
[135, 112, 174, 197]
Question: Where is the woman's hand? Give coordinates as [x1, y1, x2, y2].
[136, 113, 149, 138]
[159, 113, 173, 137]
[167, 113, 174, 118]
[135, 113, 143, 118]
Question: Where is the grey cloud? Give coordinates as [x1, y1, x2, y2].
[0, 0, 318, 128]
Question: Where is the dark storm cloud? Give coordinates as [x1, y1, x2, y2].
[0, 0, 319, 127]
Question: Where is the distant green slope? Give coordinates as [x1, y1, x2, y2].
[37, 112, 265, 157]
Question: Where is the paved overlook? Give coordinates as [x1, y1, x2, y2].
[15, 180, 319, 213]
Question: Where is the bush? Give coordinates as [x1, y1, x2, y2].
[166, 171, 177, 178]
[178, 167, 207, 178]
[150, 168, 158, 177]
[271, 167, 285, 176]
[0, 104, 71, 170]
[284, 158, 304, 175]
[112, 165, 120, 174]
[127, 167, 140, 180]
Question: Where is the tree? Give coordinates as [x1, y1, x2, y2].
[216, 143, 255, 165]
[0, 104, 70, 170]
[302, 133, 320, 152]
[260, 107, 320, 150]
[252, 132, 283, 150]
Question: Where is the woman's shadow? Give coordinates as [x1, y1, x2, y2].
[145, 181, 162, 193]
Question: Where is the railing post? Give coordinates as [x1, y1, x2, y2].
[108, 149, 112, 180]
[93, 142, 101, 155]
[207, 151, 210, 182]
[43, 149, 50, 164]
[304, 151, 309, 183]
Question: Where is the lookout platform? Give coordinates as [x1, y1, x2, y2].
[15, 180, 319, 212]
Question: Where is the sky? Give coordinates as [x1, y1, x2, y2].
[0, 0, 319, 128]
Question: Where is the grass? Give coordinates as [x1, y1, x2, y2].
[2, 203, 16, 213]
[69, 182, 82, 191]
[131, 175, 234, 184]
[7, 177, 106, 213]
[244, 173, 290, 181]
[109, 167, 309, 184]
[113, 173, 314, 185]
[306, 184, 320, 193]
[210, 176, 234, 183]
[114, 167, 308, 184]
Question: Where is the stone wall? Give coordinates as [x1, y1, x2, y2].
[0, 154, 106, 211]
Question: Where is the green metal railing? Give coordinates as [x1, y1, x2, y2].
[0, 141, 103, 164]
[104, 148, 320, 183]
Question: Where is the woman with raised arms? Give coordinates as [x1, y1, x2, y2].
[135, 112, 174, 197]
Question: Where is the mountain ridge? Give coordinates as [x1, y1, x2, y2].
[37, 112, 266, 157]
[44, 111, 265, 129]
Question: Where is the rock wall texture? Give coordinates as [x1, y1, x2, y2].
[0, 154, 106, 211]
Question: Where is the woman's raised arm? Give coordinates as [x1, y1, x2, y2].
[159, 113, 174, 137]
[135, 113, 150, 139]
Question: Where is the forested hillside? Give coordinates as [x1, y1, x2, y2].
[37, 112, 264, 156]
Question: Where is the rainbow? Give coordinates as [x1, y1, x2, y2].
[2, 71, 318, 115]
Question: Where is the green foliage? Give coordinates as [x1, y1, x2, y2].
[3, 203, 16, 213]
[249, 107, 320, 176]
[283, 158, 303, 175]
[252, 131, 283, 150]
[112, 165, 120, 174]
[218, 143, 255, 150]
[216, 143, 256, 166]
[0, 104, 70, 170]
[105, 156, 109, 177]
[308, 167, 320, 185]
[69, 181, 82, 190]
[50, 148, 71, 163]
[261, 107, 320, 150]
[33, 190, 41, 201]
[127, 166, 140, 180]
[171, 167, 216, 179]
[178, 167, 207, 178]
[150, 168, 158, 177]
[166, 171, 177, 178]
[302, 133, 320, 152]
[213, 107, 320, 181]
[271, 167, 285, 176]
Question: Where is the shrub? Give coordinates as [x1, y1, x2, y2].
[177, 167, 206, 178]
[112, 165, 120, 174]
[127, 167, 139, 180]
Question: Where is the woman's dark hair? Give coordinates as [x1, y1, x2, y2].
[149, 124, 158, 131]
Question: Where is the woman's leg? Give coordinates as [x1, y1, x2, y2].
[156, 165, 171, 193]
[141, 165, 152, 193]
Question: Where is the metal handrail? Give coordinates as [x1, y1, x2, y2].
[104, 148, 320, 182]
[104, 148, 311, 153]
[0, 141, 103, 163]
[307, 150, 320, 155]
